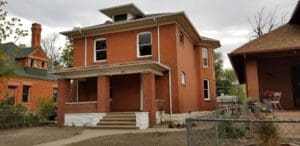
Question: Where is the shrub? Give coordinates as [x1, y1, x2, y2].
[37, 96, 56, 121]
[218, 122, 246, 139]
[256, 122, 279, 146]
[0, 97, 26, 128]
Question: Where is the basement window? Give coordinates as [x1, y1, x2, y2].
[137, 32, 152, 57]
[94, 38, 107, 62]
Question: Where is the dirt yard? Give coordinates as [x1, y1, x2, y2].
[68, 131, 187, 146]
[0, 126, 83, 146]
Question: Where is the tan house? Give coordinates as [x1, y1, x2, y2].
[229, 1, 300, 109]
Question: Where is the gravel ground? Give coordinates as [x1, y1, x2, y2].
[0, 126, 83, 146]
[68, 131, 187, 146]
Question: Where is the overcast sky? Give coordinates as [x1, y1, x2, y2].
[4, 0, 298, 68]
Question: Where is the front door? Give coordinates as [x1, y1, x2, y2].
[291, 65, 300, 107]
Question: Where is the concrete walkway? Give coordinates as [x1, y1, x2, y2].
[35, 128, 185, 146]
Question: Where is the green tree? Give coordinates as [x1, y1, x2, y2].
[60, 38, 73, 67]
[0, 0, 28, 77]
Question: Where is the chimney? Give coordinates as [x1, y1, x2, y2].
[31, 23, 42, 48]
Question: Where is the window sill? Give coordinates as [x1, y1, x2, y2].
[136, 56, 153, 60]
[93, 60, 107, 64]
[202, 66, 209, 69]
[204, 99, 211, 101]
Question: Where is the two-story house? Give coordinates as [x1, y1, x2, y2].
[54, 4, 220, 128]
[0, 23, 58, 109]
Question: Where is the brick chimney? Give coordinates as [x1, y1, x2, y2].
[31, 23, 42, 48]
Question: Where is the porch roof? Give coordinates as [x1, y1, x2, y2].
[51, 61, 170, 79]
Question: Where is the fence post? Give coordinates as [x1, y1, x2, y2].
[215, 112, 219, 146]
[186, 118, 192, 146]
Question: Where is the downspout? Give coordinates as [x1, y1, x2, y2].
[154, 17, 161, 63]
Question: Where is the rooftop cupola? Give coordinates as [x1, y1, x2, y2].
[99, 3, 145, 22]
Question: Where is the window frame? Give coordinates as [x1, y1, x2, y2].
[137, 32, 152, 58]
[53, 88, 58, 102]
[94, 38, 107, 62]
[22, 85, 31, 103]
[180, 71, 186, 86]
[203, 79, 210, 101]
[113, 13, 128, 22]
[202, 48, 209, 68]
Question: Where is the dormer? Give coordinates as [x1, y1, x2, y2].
[99, 3, 144, 22]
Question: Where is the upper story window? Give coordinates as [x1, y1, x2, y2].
[22, 86, 30, 102]
[203, 79, 210, 100]
[202, 48, 208, 68]
[179, 31, 184, 44]
[180, 72, 186, 86]
[114, 14, 127, 22]
[94, 38, 107, 62]
[137, 32, 152, 57]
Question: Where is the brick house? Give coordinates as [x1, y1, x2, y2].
[229, 1, 300, 109]
[54, 4, 220, 128]
[0, 23, 58, 109]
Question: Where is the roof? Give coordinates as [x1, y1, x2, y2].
[52, 61, 170, 79]
[229, 1, 300, 84]
[62, 7, 220, 48]
[0, 42, 57, 81]
[230, 24, 300, 55]
[99, 3, 144, 18]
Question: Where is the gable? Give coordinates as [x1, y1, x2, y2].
[29, 48, 49, 60]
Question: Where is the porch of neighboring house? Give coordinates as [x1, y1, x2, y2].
[54, 62, 170, 129]
[246, 52, 300, 110]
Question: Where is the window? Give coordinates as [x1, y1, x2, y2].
[94, 39, 107, 62]
[203, 80, 210, 100]
[114, 14, 128, 22]
[53, 88, 58, 102]
[202, 48, 208, 67]
[137, 32, 152, 57]
[22, 86, 30, 102]
[30, 59, 34, 67]
[180, 72, 186, 86]
[179, 31, 184, 44]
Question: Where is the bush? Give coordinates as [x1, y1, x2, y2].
[0, 97, 26, 128]
[37, 96, 56, 121]
[256, 122, 279, 146]
[218, 122, 246, 139]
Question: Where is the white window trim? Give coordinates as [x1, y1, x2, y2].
[180, 71, 186, 86]
[94, 38, 107, 62]
[202, 48, 209, 68]
[203, 79, 210, 101]
[137, 32, 152, 58]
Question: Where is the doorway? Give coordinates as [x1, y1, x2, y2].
[291, 65, 300, 107]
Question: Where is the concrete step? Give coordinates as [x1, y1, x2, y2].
[95, 125, 139, 129]
[106, 112, 136, 115]
[103, 115, 136, 118]
[101, 117, 136, 121]
[98, 121, 136, 125]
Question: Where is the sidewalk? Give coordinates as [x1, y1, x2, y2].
[35, 128, 184, 146]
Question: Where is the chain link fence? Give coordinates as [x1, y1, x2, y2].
[186, 106, 300, 146]
[0, 108, 56, 129]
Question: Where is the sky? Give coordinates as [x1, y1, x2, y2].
[4, 0, 299, 68]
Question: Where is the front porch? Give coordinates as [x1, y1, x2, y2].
[247, 52, 300, 110]
[54, 61, 170, 129]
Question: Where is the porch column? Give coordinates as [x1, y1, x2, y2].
[141, 73, 156, 127]
[246, 59, 260, 101]
[57, 79, 70, 126]
[97, 76, 110, 112]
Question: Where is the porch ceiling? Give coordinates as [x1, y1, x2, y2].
[51, 61, 170, 79]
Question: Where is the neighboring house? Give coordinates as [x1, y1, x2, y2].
[54, 4, 220, 128]
[229, 1, 300, 109]
[0, 23, 58, 109]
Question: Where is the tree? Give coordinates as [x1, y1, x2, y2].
[249, 7, 287, 39]
[60, 38, 73, 67]
[0, 0, 28, 77]
[41, 33, 61, 68]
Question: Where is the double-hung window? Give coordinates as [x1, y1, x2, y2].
[137, 32, 152, 57]
[202, 48, 208, 67]
[22, 86, 30, 102]
[94, 38, 107, 62]
[203, 79, 210, 100]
